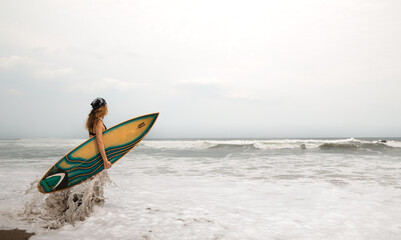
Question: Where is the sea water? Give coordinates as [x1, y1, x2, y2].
[0, 138, 401, 240]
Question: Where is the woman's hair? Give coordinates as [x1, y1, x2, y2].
[86, 105, 108, 132]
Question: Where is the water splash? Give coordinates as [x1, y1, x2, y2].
[21, 171, 111, 229]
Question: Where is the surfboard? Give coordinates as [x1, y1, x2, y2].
[37, 113, 159, 194]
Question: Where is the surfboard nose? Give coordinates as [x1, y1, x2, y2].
[150, 112, 159, 118]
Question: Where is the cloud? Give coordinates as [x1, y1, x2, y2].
[225, 88, 263, 101]
[69, 77, 144, 93]
[0, 55, 35, 69]
[176, 77, 265, 101]
[33, 68, 74, 80]
[176, 77, 227, 87]
[5, 88, 23, 96]
[99, 78, 142, 91]
[0, 55, 143, 94]
[0, 55, 74, 81]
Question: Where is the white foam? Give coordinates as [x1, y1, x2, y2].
[0, 138, 85, 149]
[387, 140, 401, 148]
[141, 138, 401, 151]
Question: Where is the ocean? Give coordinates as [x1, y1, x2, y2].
[0, 138, 401, 240]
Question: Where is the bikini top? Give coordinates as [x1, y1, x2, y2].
[89, 121, 107, 137]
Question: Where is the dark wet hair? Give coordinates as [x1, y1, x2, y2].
[91, 97, 107, 110]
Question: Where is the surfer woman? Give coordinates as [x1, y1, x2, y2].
[86, 97, 112, 169]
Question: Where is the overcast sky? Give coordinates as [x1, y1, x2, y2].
[1, 0, 400, 139]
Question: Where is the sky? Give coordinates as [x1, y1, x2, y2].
[1, 0, 401, 139]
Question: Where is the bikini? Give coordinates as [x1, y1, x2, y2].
[89, 121, 107, 137]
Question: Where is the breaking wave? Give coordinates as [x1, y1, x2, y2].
[319, 141, 393, 151]
[208, 143, 258, 150]
[140, 138, 401, 152]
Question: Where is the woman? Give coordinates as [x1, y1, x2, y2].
[86, 97, 112, 169]
[41, 98, 112, 224]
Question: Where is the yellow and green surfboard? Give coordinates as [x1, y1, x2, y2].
[38, 113, 159, 194]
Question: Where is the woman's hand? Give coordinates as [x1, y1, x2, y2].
[104, 160, 112, 169]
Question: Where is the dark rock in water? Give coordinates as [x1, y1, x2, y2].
[0, 229, 35, 240]
[379, 140, 387, 143]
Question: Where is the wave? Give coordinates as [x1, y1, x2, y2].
[208, 143, 259, 150]
[319, 143, 358, 150]
[319, 141, 394, 151]
[0, 138, 85, 149]
[140, 138, 401, 152]
[140, 139, 330, 151]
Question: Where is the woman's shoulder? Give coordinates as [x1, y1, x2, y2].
[96, 119, 107, 129]
[95, 119, 104, 127]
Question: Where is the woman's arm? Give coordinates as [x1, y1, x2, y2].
[95, 120, 112, 169]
